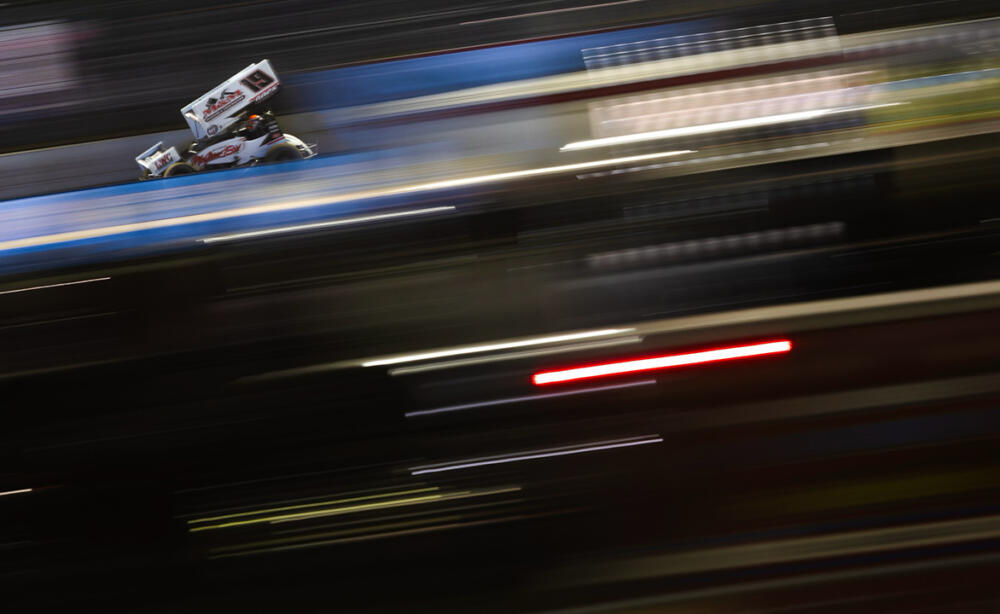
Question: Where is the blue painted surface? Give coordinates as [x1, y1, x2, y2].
[289, 21, 713, 110]
[0, 145, 468, 275]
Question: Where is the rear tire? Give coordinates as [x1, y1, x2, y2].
[265, 143, 303, 163]
[164, 162, 196, 177]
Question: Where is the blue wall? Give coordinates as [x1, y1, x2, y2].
[289, 21, 713, 109]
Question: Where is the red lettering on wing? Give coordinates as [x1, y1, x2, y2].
[203, 89, 245, 120]
[193, 142, 244, 167]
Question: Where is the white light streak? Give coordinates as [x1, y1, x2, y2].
[0, 277, 110, 296]
[388, 335, 644, 375]
[576, 141, 831, 178]
[268, 486, 521, 524]
[201, 206, 455, 243]
[410, 436, 663, 475]
[0, 488, 32, 497]
[405, 379, 656, 417]
[362, 328, 634, 367]
[399, 150, 693, 191]
[562, 104, 903, 151]
[461, 0, 642, 25]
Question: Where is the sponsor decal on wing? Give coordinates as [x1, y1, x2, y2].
[203, 88, 246, 122]
[193, 142, 244, 167]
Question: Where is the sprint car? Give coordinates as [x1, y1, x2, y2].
[135, 60, 315, 180]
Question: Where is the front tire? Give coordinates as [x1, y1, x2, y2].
[265, 143, 303, 163]
[164, 162, 196, 177]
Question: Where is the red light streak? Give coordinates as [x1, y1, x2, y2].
[532, 340, 792, 385]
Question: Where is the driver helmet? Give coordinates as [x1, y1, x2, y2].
[246, 114, 263, 132]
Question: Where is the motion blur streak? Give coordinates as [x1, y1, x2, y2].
[362, 328, 635, 367]
[405, 379, 657, 417]
[553, 513, 1000, 586]
[190, 486, 520, 531]
[0, 277, 110, 295]
[397, 150, 694, 190]
[209, 516, 467, 558]
[0, 488, 32, 497]
[460, 0, 643, 25]
[200, 206, 456, 243]
[532, 340, 793, 385]
[189, 494, 446, 532]
[187, 487, 439, 524]
[0, 151, 691, 254]
[268, 486, 522, 523]
[561, 104, 905, 151]
[240, 335, 642, 380]
[387, 336, 645, 375]
[409, 435, 663, 474]
[208, 511, 560, 560]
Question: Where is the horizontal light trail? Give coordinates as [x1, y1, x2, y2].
[0, 488, 32, 497]
[189, 494, 446, 532]
[396, 150, 693, 190]
[208, 507, 557, 559]
[362, 328, 634, 367]
[188, 487, 439, 525]
[0, 150, 691, 254]
[245, 278, 1000, 381]
[532, 340, 792, 385]
[212, 516, 465, 558]
[554, 512, 1000, 587]
[461, 0, 642, 25]
[201, 206, 456, 243]
[0, 277, 109, 295]
[410, 435, 662, 475]
[561, 104, 903, 151]
[388, 335, 644, 375]
[190, 486, 519, 532]
[268, 486, 521, 524]
[405, 379, 656, 417]
[577, 141, 830, 178]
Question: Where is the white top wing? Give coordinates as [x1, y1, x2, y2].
[181, 60, 280, 140]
